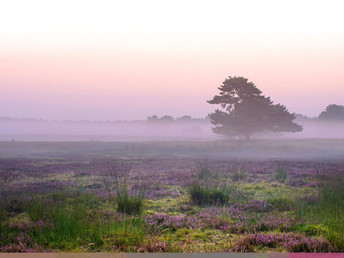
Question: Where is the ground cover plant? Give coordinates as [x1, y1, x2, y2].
[0, 140, 344, 253]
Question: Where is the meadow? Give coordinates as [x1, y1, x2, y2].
[0, 139, 343, 253]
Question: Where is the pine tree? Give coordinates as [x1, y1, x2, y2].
[208, 76, 302, 140]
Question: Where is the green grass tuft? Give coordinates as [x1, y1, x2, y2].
[188, 182, 229, 206]
[116, 188, 144, 215]
[274, 167, 287, 183]
[296, 174, 344, 251]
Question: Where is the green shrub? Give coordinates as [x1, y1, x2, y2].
[116, 188, 144, 215]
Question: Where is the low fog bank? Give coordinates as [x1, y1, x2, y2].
[285, 120, 344, 139]
[1, 118, 344, 141]
[0, 118, 216, 141]
[257, 120, 344, 139]
[1, 139, 344, 161]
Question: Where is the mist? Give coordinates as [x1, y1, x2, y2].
[0, 117, 215, 142]
[1, 116, 344, 142]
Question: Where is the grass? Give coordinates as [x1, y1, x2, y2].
[116, 188, 144, 215]
[1, 141, 344, 253]
[187, 181, 246, 206]
[188, 182, 229, 206]
[196, 166, 211, 180]
[1, 194, 101, 250]
[296, 174, 344, 251]
[0, 191, 146, 252]
[274, 167, 287, 183]
[268, 196, 293, 211]
[106, 218, 145, 252]
[230, 170, 247, 181]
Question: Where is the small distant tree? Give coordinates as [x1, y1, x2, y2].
[160, 115, 174, 123]
[146, 115, 174, 124]
[147, 115, 158, 122]
[207, 76, 302, 140]
[318, 104, 344, 121]
[178, 115, 192, 121]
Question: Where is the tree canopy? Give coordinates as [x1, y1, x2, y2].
[318, 104, 344, 121]
[207, 76, 302, 140]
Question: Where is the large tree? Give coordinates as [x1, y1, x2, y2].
[207, 76, 302, 140]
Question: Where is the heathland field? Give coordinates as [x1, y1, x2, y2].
[0, 140, 344, 253]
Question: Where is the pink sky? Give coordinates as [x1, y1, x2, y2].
[1, 0, 344, 120]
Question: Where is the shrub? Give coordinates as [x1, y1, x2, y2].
[116, 188, 144, 215]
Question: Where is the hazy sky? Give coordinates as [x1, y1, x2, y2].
[1, 0, 344, 120]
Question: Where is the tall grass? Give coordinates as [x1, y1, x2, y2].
[274, 167, 287, 183]
[296, 174, 344, 251]
[188, 182, 229, 206]
[0, 192, 146, 251]
[24, 194, 104, 250]
[230, 170, 247, 181]
[109, 217, 145, 251]
[196, 166, 211, 180]
[116, 188, 144, 215]
[188, 181, 246, 206]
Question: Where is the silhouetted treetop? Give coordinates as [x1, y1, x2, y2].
[318, 104, 344, 121]
[208, 77, 263, 112]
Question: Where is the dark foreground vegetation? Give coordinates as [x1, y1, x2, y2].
[0, 140, 344, 253]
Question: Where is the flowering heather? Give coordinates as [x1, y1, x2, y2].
[145, 213, 188, 233]
[137, 238, 187, 253]
[145, 207, 299, 234]
[235, 200, 274, 212]
[233, 233, 334, 252]
[1, 141, 344, 253]
[0, 231, 47, 252]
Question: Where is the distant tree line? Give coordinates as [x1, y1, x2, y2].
[318, 104, 344, 121]
[146, 115, 209, 124]
[294, 104, 344, 122]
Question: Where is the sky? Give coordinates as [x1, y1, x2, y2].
[1, 0, 344, 120]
